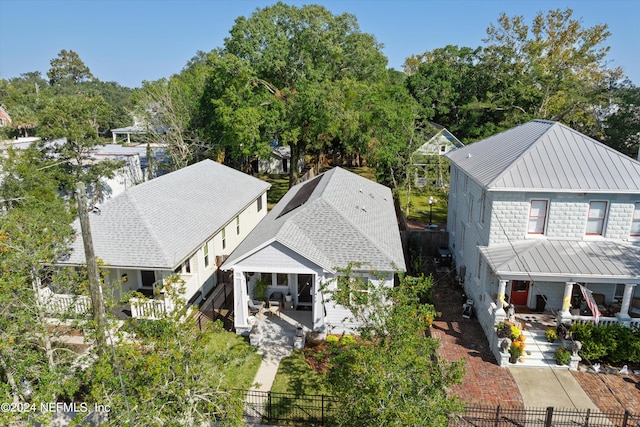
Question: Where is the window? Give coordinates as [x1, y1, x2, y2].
[480, 191, 486, 224]
[631, 202, 640, 236]
[476, 254, 482, 279]
[257, 195, 263, 212]
[586, 201, 607, 235]
[236, 216, 240, 235]
[222, 228, 226, 250]
[276, 273, 288, 287]
[528, 200, 548, 234]
[203, 243, 209, 268]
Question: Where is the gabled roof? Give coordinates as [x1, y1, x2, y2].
[223, 167, 406, 273]
[479, 240, 640, 284]
[446, 120, 640, 192]
[413, 123, 464, 156]
[61, 159, 270, 269]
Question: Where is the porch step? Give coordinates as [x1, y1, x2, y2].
[509, 329, 568, 369]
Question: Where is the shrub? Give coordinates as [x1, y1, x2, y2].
[510, 325, 521, 340]
[554, 347, 571, 365]
[509, 343, 523, 359]
[545, 327, 558, 342]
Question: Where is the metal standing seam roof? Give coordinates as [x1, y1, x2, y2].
[222, 167, 406, 273]
[446, 120, 640, 192]
[479, 240, 640, 284]
[60, 159, 270, 269]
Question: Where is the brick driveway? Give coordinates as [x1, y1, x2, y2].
[430, 270, 524, 408]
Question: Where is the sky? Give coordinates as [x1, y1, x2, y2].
[0, 0, 638, 88]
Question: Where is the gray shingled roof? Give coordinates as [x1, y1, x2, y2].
[60, 159, 270, 269]
[446, 120, 640, 192]
[223, 167, 406, 273]
[479, 240, 640, 284]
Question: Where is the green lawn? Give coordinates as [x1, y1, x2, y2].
[270, 349, 328, 395]
[397, 187, 449, 225]
[202, 329, 263, 389]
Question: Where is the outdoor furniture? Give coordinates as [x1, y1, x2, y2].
[267, 292, 283, 317]
[248, 299, 265, 315]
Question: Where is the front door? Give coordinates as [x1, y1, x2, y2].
[297, 274, 313, 306]
[510, 280, 530, 306]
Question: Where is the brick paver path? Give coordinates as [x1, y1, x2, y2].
[430, 270, 524, 408]
[572, 371, 640, 413]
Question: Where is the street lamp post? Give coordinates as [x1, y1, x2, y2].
[428, 196, 437, 226]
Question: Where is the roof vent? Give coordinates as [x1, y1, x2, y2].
[467, 153, 472, 159]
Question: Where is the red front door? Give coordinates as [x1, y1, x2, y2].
[510, 280, 530, 306]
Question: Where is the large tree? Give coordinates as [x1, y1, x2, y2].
[603, 81, 640, 159]
[47, 49, 94, 87]
[205, 2, 389, 186]
[407, 8, 624, 141]
[0, 148, 87, 425]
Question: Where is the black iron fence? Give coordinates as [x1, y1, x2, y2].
[240, 390, 639, 427]
[451, 405, 640, 427]
[242, 390, 339, 426]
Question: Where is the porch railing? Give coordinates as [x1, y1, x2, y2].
[568, 315, 640, 329]
[38, 287, 91, 315]
[130, 297, 168, 320]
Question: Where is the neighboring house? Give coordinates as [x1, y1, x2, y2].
[222, 167, 406, 336]
[446, 120, 640, 346]
[0, 105, 12, 127]
[51, 159, 270, 319]
[412, 123, 463, 187]
[90, 144, 147, 205]
[251, 142, 304, 175]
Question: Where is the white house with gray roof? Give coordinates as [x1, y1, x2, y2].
[222, 167, 406, 336]
[53, 159, 270, 318]
[446, 120, 640, 356]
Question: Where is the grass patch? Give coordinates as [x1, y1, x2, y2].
[397, 187, 448, 224]
[271, 349, 329, 395]
[256, 173, 289, 209]
[202, 329, 263, 389]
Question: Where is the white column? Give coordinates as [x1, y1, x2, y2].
[494, 280, 508, 322]
[233, 269, 250, 334]
[616, 283, 636, 320]
[559, 281, 575, 321]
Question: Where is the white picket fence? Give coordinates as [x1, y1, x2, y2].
[38, 287, 91, 315]
[130, 297, 174, 320]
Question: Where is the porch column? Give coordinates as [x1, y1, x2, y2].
[559, 281, 575, 321]
[494, 280, 508, 323]
[616, 283, 636, 321]
[233, 269, 250, 334]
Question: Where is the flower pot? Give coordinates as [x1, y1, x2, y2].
[509, 356, 518, 364]
[285, 294, 293, 302]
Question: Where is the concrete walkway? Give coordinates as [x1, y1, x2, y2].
[249, 314, 295, 391]
[509, 368, 598, 409]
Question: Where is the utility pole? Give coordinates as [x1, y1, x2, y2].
[75, 182, 107, 356]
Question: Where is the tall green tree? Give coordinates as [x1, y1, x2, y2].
[324, 268, 465, 426]
[407, 8, 624, 141]
[209, 2, 389, 186]
[603, 81, 640, 158]
[47, 49, 94, 87]
[38, 93, 120, 203]
[0, 148, 86, 425]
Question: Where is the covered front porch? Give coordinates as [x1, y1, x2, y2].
[475, 239, 640, 368]
[231, 269, 325, 336]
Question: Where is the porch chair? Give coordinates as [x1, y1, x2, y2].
[248, 299, 265, 316]
[592, 293, 607, 314]
[267, 292, 283, 317]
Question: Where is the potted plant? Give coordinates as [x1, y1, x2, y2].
[253, 276, 269, 302]
[509, 343, 523, 364]
[285, 291, 293, 302]
[554, 347, 571, 365]
[545, 327, 558, 343]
